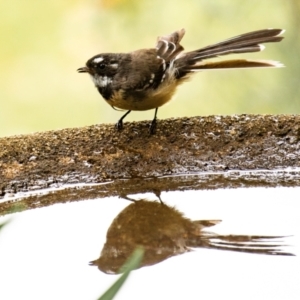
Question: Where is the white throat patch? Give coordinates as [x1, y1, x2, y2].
[91, 75, 113, 88]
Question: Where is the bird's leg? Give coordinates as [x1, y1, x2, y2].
[116, 110, 131, 130]
[149, 108, 158, 134]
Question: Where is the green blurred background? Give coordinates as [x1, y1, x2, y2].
[1, 0, 299, 137]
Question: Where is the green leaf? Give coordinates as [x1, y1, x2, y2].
[0, 220, 10, 232]
[97, 247, 144, 300]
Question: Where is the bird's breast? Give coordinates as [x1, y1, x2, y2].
[105, 78, 179, 111]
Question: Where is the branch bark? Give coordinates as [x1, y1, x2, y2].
[1, 114, 299, 214]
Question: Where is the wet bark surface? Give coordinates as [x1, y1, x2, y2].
[0, 114, 299, 214]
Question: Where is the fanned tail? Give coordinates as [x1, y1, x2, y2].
[174, 28, 284, 78]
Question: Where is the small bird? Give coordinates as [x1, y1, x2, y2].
[89, 199, 293, 274]
[78, 28, 284, 134]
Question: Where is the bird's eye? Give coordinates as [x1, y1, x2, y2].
[99, 63, 106, 69]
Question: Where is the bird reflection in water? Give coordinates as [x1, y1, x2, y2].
[89, 199, 294, 274]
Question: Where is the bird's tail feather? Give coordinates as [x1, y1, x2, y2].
[189, 59, 283, 70]
[175, 28, 284, 78]
[189, 29, 284, 60]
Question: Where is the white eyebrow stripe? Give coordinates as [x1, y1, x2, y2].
[93, 57, 104, 63]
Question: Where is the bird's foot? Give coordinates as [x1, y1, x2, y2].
[149, 118, 157, 134]
[115, 119, 123, 131]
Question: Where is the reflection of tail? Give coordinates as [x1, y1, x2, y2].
[207, 234, 294, 256]
[188, 232, 294, 256]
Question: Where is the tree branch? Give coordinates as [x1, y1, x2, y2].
[1, 114, 299, 214]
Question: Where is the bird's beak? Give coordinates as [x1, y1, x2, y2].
[77, 66, 89, 73]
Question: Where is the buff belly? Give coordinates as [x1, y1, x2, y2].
[106, 80, 179, 111]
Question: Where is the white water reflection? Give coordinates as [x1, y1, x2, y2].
[0, 187, 299, 300]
